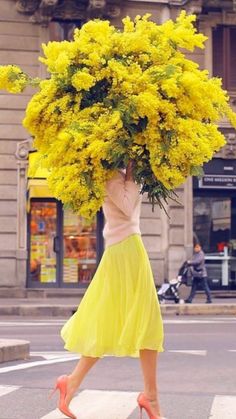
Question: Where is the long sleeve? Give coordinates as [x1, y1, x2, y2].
[189, 252, 204, 267]
[106, 173, 140, 217]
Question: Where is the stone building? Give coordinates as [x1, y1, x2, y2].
[0, 0, 236, 292]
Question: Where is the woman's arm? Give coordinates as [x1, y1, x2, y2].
[125, 160, 134, 182]
[188, 252, 204, 267]
[106, 162, 140, 216]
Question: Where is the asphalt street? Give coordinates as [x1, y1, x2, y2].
[0, 315, 235, 419]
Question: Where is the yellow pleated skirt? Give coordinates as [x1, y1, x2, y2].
[60, 234, 164, 358]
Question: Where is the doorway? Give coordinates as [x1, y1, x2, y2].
[193, 192, 236, 289]
[27, 199, 104, 288]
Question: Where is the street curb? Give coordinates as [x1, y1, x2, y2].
[0, 305, 78, 317]
[0, 303, 236, 316]
[0, 339, 30, 363]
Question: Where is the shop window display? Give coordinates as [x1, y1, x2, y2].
[193, 197, 231, 253]
[30, 202, 57, 283]
[63, 209, 97, 284]
[193, 196, 236, 288]
[29, 202, 98, 285]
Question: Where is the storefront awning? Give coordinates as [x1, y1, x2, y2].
[28, 150, 49, 179]
[27, 178, 51, 199]
[27, 151, 51, 201]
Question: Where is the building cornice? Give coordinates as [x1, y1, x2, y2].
[15, 0, 122, 25]
[14, 0, 236, 25]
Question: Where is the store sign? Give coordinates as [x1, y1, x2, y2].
[199, 175, 236, 188]
[197, 158, 236, 189]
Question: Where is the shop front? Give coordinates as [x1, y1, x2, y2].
[193, 158, 236, 289]
[27, 153, 104, 288]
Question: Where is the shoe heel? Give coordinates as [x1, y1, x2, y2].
[48, 384, 58, 400]
[139, 406, 143, 419]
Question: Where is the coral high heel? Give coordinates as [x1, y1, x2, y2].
[49, 374, 77, 419]
[137, 392, 164, 419]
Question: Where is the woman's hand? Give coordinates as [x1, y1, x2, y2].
[125, 160, 134, 181]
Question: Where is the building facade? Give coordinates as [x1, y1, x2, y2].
[0, 0, 236, 291]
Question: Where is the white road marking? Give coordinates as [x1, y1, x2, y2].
[0, 355, 80, 374]
[0, 321, 65, 327]
[0, 317, 235, 328]
[0, 344, 235, 375]
[209, 395, 236, 418]
[163, 319, 236, 324]
[0, 384, 20, 397]
[41, 389, 139, 419]
[168, 350, 207, 356]
[30, 351, 76, 360]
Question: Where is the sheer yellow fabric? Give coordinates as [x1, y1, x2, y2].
[60, 234, 164, 358]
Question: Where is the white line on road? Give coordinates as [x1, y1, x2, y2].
[168, 350, 207, 356]
[0, 348, 209, 376]
[0, 355, 80, 374]
[41, 389, 139, 419]
[0, 321, 65, 327]
[0, 317, 235, 328]
[30, 351, 77, 360]
[0, 384, 20, 397]
[209, 395, 236, 418]
[163, 319, 236, 324]
[0, 318, 235, 328]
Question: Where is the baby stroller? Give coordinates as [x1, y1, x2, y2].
[157, 261, 193, 304]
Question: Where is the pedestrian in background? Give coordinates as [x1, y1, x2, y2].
[185, 243, 212, 304]
[49, 161, 164, 419]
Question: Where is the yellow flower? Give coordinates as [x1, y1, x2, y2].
[71, 71, 95, 91]
[0, 65, 28, 93]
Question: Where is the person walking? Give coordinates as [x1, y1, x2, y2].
[185, 243, 212, 304]
[49, 161, 164, 419]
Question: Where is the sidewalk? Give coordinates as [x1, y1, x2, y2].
[0, 292, 236, 316]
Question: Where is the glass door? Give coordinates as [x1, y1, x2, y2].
[62, 209, 98, 286]
[193, 194, 236, 289]
[28, 200, 58, 286]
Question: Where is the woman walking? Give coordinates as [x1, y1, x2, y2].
[49, 161, 164, 419]
[185, 242, 212, 304]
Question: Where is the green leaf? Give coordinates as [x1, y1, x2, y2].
[80, 78, 111, 110]
[190, 165, 204, 177]
[165, 64, 176, 78]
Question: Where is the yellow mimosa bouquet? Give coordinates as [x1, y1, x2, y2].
[1, 12, 236, 219]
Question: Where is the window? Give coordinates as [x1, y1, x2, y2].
[212, 25, 236, 91]
[49, 20, 82, 41]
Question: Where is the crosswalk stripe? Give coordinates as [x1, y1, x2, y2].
[30, 351, 78, 360]
[168, 350, 207, 356]
[209, 395, 236, 418]
[0, 384, 20, 396]
[41, 389, 139, 419]
[0, 355, 80, 374]
[0, 387, 235, 419]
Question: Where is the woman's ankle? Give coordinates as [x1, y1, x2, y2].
[143, 391, 161, 414]
[143, 389, 158, 401]
[67, 375, 80, 393]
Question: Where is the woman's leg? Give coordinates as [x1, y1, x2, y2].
[201, 277, 212, 302]
[139, 349, 161, 416]
[65, 356, 100, 406]
[186, 277, 198, 302]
